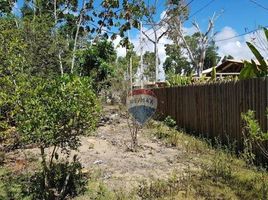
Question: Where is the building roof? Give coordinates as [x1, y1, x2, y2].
[203, 59, 246, 76]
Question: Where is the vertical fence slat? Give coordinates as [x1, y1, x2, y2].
[152, 77, 268, 162]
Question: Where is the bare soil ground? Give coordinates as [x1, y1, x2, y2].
[3, 105, 268, 199]
[75, 105, 200, 191]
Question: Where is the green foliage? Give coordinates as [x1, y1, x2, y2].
[240, 28, 268, 79]
[78, 40, 116, 92]
[0, 75, 100, 199]
[166, 74, 192, 86]
[0, 16, 67, 77]
[203, 41, 220, 70]
[16, 75, 100, 149]
[0, 17, 28, 76]
[210, 66, 216, 81]
[143, 51, 158, 82]
[164, 44, 192, 75]
[0, 0, 14, 16]
[27, 158, 87, 199]
[163, 116, 177, 128]
[242, 109, 268, 160]
[208, 149, 233, 181]
[184, 33, 219, 71]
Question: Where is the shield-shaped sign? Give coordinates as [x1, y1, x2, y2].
[126, 89, 157, 125]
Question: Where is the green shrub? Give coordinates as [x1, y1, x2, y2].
[26, 157, 87, 199]
[242, 109, 268, 160]
[163, 116, 177, 129]
[154, 123, 170, 139]
[11, 75, 100, 199]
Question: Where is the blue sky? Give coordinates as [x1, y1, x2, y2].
[141, 0, 268, 41]
[126, 0, 268, 60]
[185, 0, 268, 36]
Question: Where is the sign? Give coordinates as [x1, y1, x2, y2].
[127, 89, 157, 125]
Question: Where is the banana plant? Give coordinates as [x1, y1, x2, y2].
[239, 28, 268, 79]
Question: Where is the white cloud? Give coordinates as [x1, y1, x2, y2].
[244, 29, 268, 59]
[160, 10, 167, 20]
[215, 26, 254, 60]
[112, 36, 126, 57]
[183, 26, 196, 36]
[132, 26, 173, 81]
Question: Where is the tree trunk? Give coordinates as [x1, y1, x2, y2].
[40, 146, 50, 199]
[71, 0, 86, 74]
[152, 29, 159, 82]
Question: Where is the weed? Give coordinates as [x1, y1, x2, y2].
[163, 116, 177, 129]
[210, 150, 233, 181]
[154, 123, 170, 140]
[166, 130, 181, 147]
[137, 177, 181, 199]
[240, 131, 256, 166]
[242, 110, 268, 160]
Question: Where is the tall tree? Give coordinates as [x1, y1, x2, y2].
[143, 51, 161, 81]
[204, 41, 220, 70]
[140, 0, 169, 81]
[77, 39, 117, 91]
[165, 0, 219, 76]
[7, 0, 147, 75]
[163, 44, 191, 75]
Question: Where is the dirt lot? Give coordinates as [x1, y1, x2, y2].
[75, 105, 200, 191]
[4, 105, 268, 199]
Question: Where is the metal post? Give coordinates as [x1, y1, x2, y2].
[140, 21, 144, 89]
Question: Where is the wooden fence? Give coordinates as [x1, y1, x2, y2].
[152, 78, 268, 160]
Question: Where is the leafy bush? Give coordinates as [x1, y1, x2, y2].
[166, 74, 192, 86]
[9, 75, 100, 199]
[242, 109, 268, 160]
[27, 157, 87, 200]
[163, 116, 177, 128]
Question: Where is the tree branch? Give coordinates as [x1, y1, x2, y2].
[142, 30, 155, 43]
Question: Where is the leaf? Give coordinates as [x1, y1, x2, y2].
[246, 42, 267, 72]
[239, 61, 257, 80]
[264, 27, 268, 41]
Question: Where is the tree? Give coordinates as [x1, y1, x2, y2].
[8, 0, 147, 75]
[143, 51, 160, 82]
[0, 0, 14, 16]
[222, 55, 234, 63]
[163, 36, 219, 77]
[163, 44, 191, 76]
[203, 41, 220, 70]
[15, 75, 100, 199]
[77, 39, 117, 92]
[165, 0, 219, 76]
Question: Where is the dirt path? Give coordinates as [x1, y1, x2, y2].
[76, 106, 199, 191]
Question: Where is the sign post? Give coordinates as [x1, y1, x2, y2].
[126, 89, 157, 151]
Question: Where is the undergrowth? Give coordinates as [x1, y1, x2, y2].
[2, 116, 268, 199]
